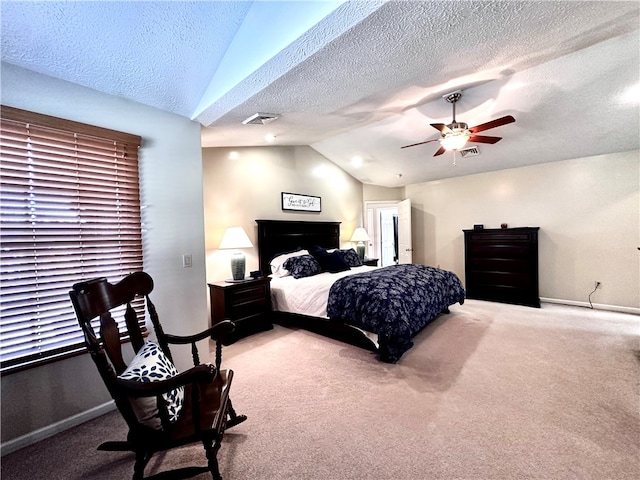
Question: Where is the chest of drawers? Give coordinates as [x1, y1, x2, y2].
[463, 227, 540, 308]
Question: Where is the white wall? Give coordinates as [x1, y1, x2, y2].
[405, 151, 639, 309]
[1, 63, 209, 446]
[202, 146, 364, 284]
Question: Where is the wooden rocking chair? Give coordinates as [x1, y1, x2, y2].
[69, 271, 246, 480]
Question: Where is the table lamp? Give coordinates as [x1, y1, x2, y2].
[350, 227, 370, 260]
[219, 226, 253, 282]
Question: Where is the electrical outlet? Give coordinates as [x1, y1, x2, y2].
[595, 281, 601, 289]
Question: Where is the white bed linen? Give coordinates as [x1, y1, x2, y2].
[270, 265, 378, 318]
[270, 265, 380, 346]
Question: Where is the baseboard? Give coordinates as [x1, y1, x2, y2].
[0, 401, 116, 456]
[540, 297, 640, 315]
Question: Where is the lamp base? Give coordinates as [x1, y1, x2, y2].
[356, 243, 365, 260]
[230, 252, 246, 281]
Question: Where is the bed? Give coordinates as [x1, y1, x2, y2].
[256, 219, 465, 362]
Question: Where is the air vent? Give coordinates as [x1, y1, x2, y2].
[460, 146, 480, 158]
[241, 113, 279, 125]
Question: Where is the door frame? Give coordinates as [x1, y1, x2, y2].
[364, 201, 400, 266]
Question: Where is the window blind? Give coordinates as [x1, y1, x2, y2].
[0, 106, 144, 373]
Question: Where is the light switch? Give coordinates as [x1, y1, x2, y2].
[182, 254, 192, 268]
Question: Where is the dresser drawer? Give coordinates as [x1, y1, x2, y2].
[467, 243, 532, 258]
[467, 270, 534, 289]
[467, 231, 533, 243]
[467, 283, 539, 307]
[468, 257, 531, 273]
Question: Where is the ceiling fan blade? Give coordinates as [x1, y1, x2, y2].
[433, 146, 447, 157]
[468, 115, 515, 134]
[430, 123, 451, 133]
[401, 139, 440, 149]
[468, 135, 502, 144]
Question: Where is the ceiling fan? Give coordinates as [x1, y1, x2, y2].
[401, 90, 515, 157]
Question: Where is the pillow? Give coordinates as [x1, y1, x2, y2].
[310, 246, 351, 273]
[118, 341, 184, 430]
[270, 248, 308, 277]
[282, 254, 322, 279]
[338, 248, 362, 267]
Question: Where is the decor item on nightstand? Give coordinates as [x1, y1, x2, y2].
[350, 227, 370, 260]
[219, 226, 253, 282]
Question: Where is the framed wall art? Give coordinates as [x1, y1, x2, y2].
[281, 192, 321, 212]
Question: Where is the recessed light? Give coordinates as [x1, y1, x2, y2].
[351, 156, 363, 167]
[619, 83, 639, 105]
[265, 134, 276, 143]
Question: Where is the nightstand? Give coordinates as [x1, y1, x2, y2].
[362, 258, 379, 267]
[208, 277, 273, 344]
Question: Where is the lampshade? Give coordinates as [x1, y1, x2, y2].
[440, 131, 470, 151]
[350, 227, 370, 243]
[350, 227, 370, 260]
[219, 227, 253, 250]
[219, 227, 253, 282]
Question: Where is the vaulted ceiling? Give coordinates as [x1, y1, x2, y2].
[2, 1, 638, 187]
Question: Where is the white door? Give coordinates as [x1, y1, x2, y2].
[379, 208, 397, 266]
[397, 198, 412, 264]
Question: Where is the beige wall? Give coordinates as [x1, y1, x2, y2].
[1, 64, 209, 446]
[405, 151, 639, 309]
[362, 184, 403, 202]
[202, 146, 364, 283]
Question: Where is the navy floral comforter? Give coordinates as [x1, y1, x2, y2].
[327, 264, 465, 362]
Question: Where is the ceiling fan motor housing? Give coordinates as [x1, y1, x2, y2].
[447, 122, 469, 132]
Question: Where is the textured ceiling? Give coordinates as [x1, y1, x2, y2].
[2, 1, 638, 187]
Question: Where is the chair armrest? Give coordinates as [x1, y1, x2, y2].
[115, 363, 216, 398]
[163, 319, 236, 345]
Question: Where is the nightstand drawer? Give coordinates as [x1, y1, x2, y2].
[229, 283, 269, 304]
[228, 295, 269, 319]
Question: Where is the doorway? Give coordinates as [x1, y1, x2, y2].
[365, 200, 412, 267]
[379, 207, 398, 266]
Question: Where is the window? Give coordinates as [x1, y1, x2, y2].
[0, 106, 144, 373]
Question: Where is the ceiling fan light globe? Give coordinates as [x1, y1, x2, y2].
[440, 133, 470, 151]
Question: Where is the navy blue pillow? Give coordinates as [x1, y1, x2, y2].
[310, 246, 351, 273]
[282, 255, 322, 279]
[338, 248, 362, 267]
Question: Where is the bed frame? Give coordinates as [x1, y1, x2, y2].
[256, 219, 341, 276]
[255, 219, 378, 353]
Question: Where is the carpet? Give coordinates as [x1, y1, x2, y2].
[2, 300, 638, 479]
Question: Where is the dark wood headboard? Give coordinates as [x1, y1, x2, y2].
[256, 219, 341, 275]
